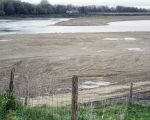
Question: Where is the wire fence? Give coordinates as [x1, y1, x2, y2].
[0, 67, 150, 120]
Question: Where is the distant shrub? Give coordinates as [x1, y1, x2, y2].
[0, 10, 5, 15]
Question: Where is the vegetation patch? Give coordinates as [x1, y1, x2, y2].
[0, 0, 149, 17]
[0, 91, 150, 120]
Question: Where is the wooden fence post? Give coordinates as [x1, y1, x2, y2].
[72, 75, 78, 120]
[24, 75, 30, 106]
[9, 68, 15, 92]
[128, 82, 133, 106]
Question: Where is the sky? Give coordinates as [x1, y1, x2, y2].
[21, 0, 150, 8]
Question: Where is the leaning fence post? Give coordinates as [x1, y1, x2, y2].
[9, 68, 15, 92]
[24, 74, 30, 106]
[128, 82, 133, 106]
[71, 75, 78, 120]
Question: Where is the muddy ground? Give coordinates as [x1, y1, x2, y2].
[56, 16, 150, 26]
[0, 16, 150, 105]
[0, 32, 150, 96]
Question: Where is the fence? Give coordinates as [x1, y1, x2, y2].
[0, 68, 150, 120]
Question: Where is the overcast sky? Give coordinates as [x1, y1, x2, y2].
[21, 0, 150, 8]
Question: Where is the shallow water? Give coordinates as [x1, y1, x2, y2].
[0, 19, 150, 35]
[103, 37, 137, 41]
[0, 18, 70, 35]
[80, 81, 111, 89]
[126, 48, 144, 51]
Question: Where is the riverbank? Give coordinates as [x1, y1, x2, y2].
[1, 13, 150, 21]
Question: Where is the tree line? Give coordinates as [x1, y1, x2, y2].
[0, 0, 149, 16]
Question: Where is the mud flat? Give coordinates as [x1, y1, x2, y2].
[0, 16, 150, 104]
[55, 16, 150, 26]
[0, 32, 150, 98]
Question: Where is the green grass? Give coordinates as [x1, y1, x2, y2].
[0, 91, 150, 120]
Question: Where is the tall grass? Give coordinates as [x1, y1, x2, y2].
[0, 91, 150, 120]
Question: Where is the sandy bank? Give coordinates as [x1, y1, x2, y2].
[55, 16, 150, 26]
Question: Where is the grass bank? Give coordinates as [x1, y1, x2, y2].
[0, 91, 150, 120]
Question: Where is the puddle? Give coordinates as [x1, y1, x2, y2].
[80, 81, 111, 89]
[103, 38, 119, 41]
[96, 50, 111, 53]
[0, 39, 10, 42]
[126, 48, 144, 51]
[56, 88, 72, 93]
[103, 37, 137, 41]
[81, 47, 87, 50]
[124, 38, 137, 41]
[50, 87, 72, 94]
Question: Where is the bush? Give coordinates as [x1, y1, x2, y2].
[0, 91, 23, 119]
